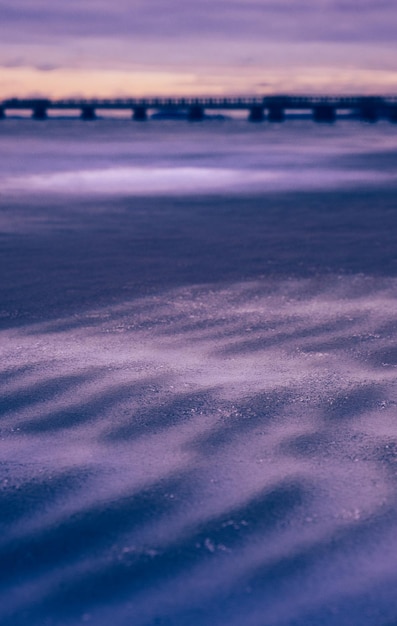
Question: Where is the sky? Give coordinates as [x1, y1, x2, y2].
[1, 0, 397, 98]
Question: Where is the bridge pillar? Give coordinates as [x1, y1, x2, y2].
[267, 105, 285, 123]
[32, 103, 48, 120]
[359, 107, 379, 123]
[358, 100, 379, 123]
[133, 106, 147, 121]
[313, 105, 336, 123]
[387, 105, 397, 123]
[0, 106, 5, 120]
[248, 105, 264, 122]
[81, 105, 96, 121]
[188, 105, 204, 122]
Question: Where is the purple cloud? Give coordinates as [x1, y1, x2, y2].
[0, 0, 396, 44]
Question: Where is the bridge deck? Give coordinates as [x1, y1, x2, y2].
[2, 95, 397, 110]
[1, 95, 397, 123]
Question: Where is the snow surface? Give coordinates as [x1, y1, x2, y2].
[1, 120, 397, 626]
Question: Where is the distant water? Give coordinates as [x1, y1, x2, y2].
[1, 119, 397, 196]
[1, 120, 397, 626]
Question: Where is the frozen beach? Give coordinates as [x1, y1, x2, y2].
[1, 120, 397, 626]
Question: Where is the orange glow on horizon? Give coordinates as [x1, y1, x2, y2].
[1, 65, 397, 100]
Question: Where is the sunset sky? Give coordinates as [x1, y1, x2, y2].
[1, 0, 397, 98]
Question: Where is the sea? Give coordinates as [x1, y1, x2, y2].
[1, 118, 397, 626]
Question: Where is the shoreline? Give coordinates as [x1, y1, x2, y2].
[1, 187, 397, 329]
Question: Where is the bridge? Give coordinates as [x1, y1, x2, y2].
[1, 95, 397, 122]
